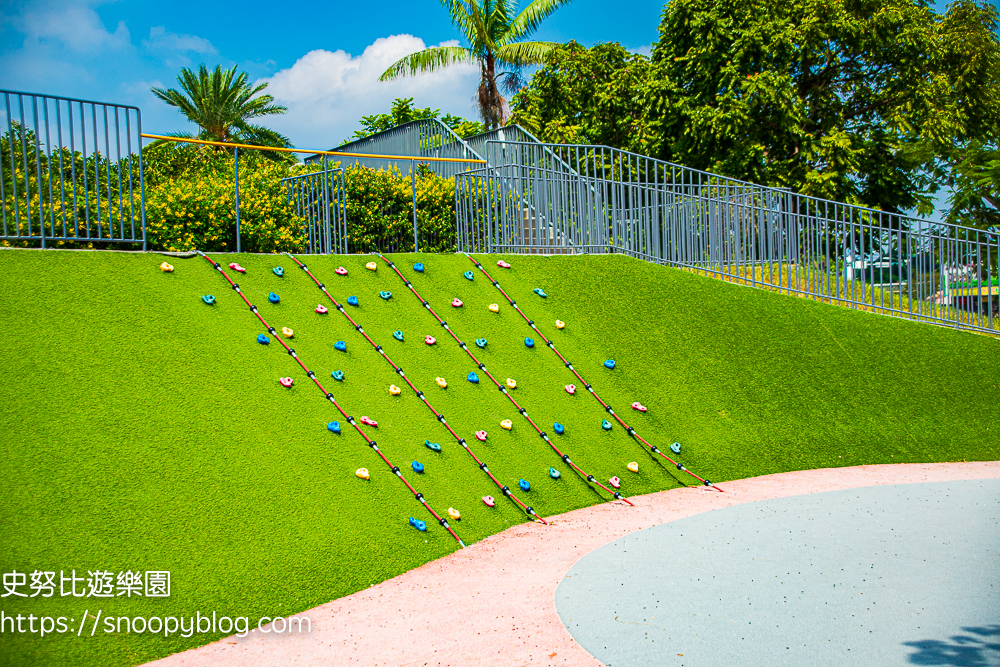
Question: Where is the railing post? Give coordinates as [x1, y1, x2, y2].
[234, 145, 241, 253]
[322, 155, 332, 254]
[412, 159, 418, 252]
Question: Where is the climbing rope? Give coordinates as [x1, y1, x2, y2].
[284, 252, 548, 525]
[197, 251, 467, 546]
[375, 252, 634, 506]
[466, 254, 724, 493]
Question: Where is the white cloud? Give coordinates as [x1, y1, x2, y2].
[259, 34, 481, 149]
[143, 26, 217, 56]
[11, 0, 131, 51]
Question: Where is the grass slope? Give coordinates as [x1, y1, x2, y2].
[0, 249, 997, 666]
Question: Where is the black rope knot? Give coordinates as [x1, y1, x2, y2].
[501, 486, 511, 496]
[586, 475, 595, 483]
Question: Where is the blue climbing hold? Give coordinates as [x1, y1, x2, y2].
[425, 440, 441, 452]
[268, 292, 280, 304]
[393, 330, 404, 341]
[257, 334, 270, 345]
[334, 341, 347, 352]
[604, 359, 616, 369]
[380, 290, 392, 300]
[467, 372, 479, 384]
[549, 467, 561, 479]
[533, 288, 547, 298]
[412, 461, 424, 473]
[413, 263, 425, 273]
[327, 421, 341, 434]
[518, 479, 531, 491]
[602, 419, 613, 430]
[670, 442, 681, 454]
[201, 295, 215, 305]
[273, 267, 284, 277]
[464, 270, 474, 280]
[331, 370, 344, 381]
[347, 296, 359, 306]
[475, 338, 487, 348]
[553, 422, 565, 434]
[524, 337, 535, 348]
[409, 517, 427, 532]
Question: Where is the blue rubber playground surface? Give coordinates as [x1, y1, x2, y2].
[555, 480, 1000, 666]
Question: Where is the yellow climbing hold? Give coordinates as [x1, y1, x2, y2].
[355, 468, 370, 480]
[366, 261, 378, 271]
[436, 377, 448, 388]
[282, 327, 294, 338]
[500, 419, 513, 430]
[555, 320, 565, 329]
[159, 261, 174, 272]
[505, 378, 517, 389]
[488, 303, 500, 313]
[448, 507, 461, 521]
[627, 461, 639, 473]
[389, 384, 401, 396]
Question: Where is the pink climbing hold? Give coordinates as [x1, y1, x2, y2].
[565, 384, 576, 395]
[335, 267, 348, 276]
[497, 260, 511, 268]
[475, 430, 487, 441]
[632, 402, 647, 412]
[360, 416, 378, 427]
[482, 495, 495, 507]
[316, 304, 329, 314]
[228, 262, 246, 273]
[279, 377, 293, 388]
[451, 298, 463, 307]
[425, 335, 437, 345]
[609, 476, 621, 489]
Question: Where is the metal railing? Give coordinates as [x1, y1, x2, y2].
[282, 166, 347, 255]
[1, 89, 146, 248]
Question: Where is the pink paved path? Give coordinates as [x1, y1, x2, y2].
[147, 461, 1000, 667]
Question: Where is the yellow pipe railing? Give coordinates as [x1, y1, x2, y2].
[140, 133, 487, 164]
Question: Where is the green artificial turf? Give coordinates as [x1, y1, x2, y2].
[0, 249, 997, 666]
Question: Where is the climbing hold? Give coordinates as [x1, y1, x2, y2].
[518, 479, 530, 491]
[467, 372, 479, 383]
[553, 422, 565, 434]
[488, 303, 500, 313]
[670, 442, 681, 454]
[316, 304, 328, 314]
[482, 495, 495, 507]
[500, 419, 512, 430]
[201, 295, 215, 305]
[389, 384, 401, 396]
[524, 337, 535, 348]
[632, 402, 647, 412]
[282, 326, 294, 338]
[228, 262, 246, 273]
[392, 330, 404, 341]
[435, 377, 447, 388]
[627, 461, 639, 473]
[475, 430, 487, 441]
[355, 468, 369, 480]
[505, 378, 517, 389]
[257, 334, 270, 345]
[159, 261, 174, 272]
[334, 341, 347, 351]
[475, 338, 487, 348]
[425, 335, 436, 345]
[347, 296, 359, 306]
[335, 266, 348, 276]
[331, 370, 344, 381]
[448, 507, 461, 521]
[360, 416, 378, 427]
[411, 461, 424, 473]
[425, 440, 441, 452]
[279, 377, 293, 388]
[549, 467, 561, 479]
[327, 421, 341, 433]
[555, 320, 565, 329]
[379, 290, 392, 300]
[408, 517, 427, 532]
[609, 476, 621, 489]
[602, 419, 612, 430]
[463, 270, 474, 280]
[273, 266, 284, 277]
[268, 292, 280, 304]
[497, 260, 511, 269]
[533, 288, 547, 298]
[604, 359, 616, 369]
[451, 298, 463, 307]
[565, 384, 576, 395]
[365, 261, 377, 271]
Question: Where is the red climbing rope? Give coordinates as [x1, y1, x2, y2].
[284, 252, 548, 525]
[197, 251, 467, 546]
[375, 252, 634, 506]
[466, 254, 724, 493]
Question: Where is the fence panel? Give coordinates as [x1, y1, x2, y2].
[282, 167, 347, 254]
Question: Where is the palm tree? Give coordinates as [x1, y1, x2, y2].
[379, 0, 571, 129]
[151, 64, 291, 148]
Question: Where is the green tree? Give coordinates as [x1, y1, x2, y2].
[347, 97, 485, 143]
[379, 0, 573, 129]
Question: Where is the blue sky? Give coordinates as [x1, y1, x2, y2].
[0, 0, 666, 148]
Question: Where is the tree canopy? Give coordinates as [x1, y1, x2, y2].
[346, 97, 485, 144]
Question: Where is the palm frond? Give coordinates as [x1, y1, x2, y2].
[505, 0, 573, 42]
[495, 41, 560, 67]
[379, 46, 476, 81]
